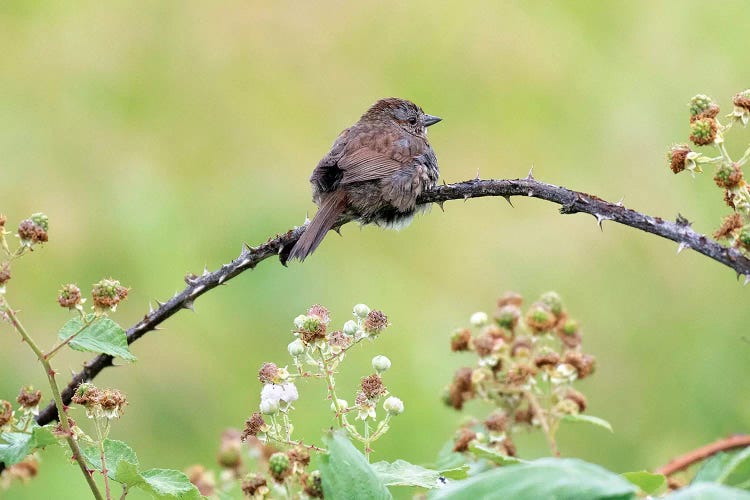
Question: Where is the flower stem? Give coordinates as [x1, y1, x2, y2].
[526, 391, 560, 457]
[3, 302, 104, 500]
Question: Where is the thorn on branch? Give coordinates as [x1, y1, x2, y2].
[502, 195, 514, 207]
[436, 201, 445, 212]
[677, 242, 689, 254]
[526, 166, 535, 180]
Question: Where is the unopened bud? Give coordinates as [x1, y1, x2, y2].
[353, 303, 370, 318]
[383, 396, 404, 415]
[371, 355, 391, 373]
[287, 339, 305, 357]
[343, 320, 358, 336]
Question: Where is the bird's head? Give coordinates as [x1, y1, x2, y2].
[362, 97, 442, 137]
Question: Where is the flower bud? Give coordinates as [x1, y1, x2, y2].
[287, 338, 305, 357]
[470, 311, 488, 326]
[293, 314, 308, 329]
[259, 398, 279, 415]
[383, 396, 404, 415]
[330, 399, 348, 411]
[353, 303, 370, 318]
[343, 320, 358, 336]
[371, 355, 391, 373]
[539, 291, 563, 317]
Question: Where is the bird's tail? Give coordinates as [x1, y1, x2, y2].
[287, 191, 348, 262]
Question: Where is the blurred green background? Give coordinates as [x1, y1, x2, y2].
[1, 1, 749, 498]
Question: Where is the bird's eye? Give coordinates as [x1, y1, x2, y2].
[408, 117, 417, 125]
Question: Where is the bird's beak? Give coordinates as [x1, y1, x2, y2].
[423, 114, 442, 127]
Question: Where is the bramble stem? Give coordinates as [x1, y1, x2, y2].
[3, 303, 104, 500]
[526, 391, 560, 457]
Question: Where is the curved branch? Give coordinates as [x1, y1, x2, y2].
[33, 176, 750, 427]
[656, 434, 750, 476]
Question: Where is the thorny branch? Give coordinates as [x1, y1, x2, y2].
[32, 175, 750, 428]
[656, 434, 750, 477]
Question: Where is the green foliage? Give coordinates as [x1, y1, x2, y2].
[0, 425, 56, 466]
[81, 438, 201, 499]
[621, 470, 666, 494]
[58, 316, 135, 361]
[467, 442, 527, 466]
[320, 432, 392, 500]
[429, 458, 637, 500]
[666, 483, 750, 499]
[561, 414, 613, 433]
[372, 459, 467, 488]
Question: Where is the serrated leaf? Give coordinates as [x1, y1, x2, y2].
[0, 432, 35, 466]
[58, 316, 136, 361]
[666, 482, 750, 499]
[694, 452, 734, 483]
[430, 458, 637, 500]
[720, 447, 750, 488]
[562, 414, 613, 433]
[0, 424, 60, 466]
[468, 442, 528, 466]
[115, 459, 143, 487]
[81, 439, 139, 481]
[372, 459, 454, 489]
[320, 432, 392, 500]
[622, 471, 665, 494]
[139, 469, 202, 499]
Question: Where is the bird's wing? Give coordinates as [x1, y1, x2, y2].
[338, 147, 403, 184]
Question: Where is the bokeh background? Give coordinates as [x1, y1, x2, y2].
[2, 1, 749, 498]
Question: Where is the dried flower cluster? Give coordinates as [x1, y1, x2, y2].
[445, 292, 597, 457]
[91, 278, 129, 313]
[226, 304, 402, 497]
[71, 383, 128, 420]
[666, 92, 750, 255]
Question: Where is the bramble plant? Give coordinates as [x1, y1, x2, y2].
[0, 213, 202, 499]
[667, 90, 750, 255]
[444, 292, 603, 460]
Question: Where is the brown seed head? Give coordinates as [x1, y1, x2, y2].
[364, 310, 388, 332]
[303, 471, 324, 498]
[287, 446, 311, 468]
[484, 410, 508, 432]
[534, 352, 561, 369]
[525, 303, 556, 333]
[565, 389, 588, 412]
[733, 91, 750, 112]
[258, 362, 279, 384]
[667, 144, 692, 174]
[0, 262, 10, 286]
[328, 330, 352, 350]
[91, 278, 129, 311]
[564, 351, 596, 379]
[497, 292, 523, 308]
[514, 407, 534, 425]
[16, 387, 42, 409]
[506, 364, 537, 385]
[0, 400, 12, 428]
[241, 474, 268, 497]
[241, 412, 266, 441]
[453, 427, 477, 452]
[714, 213, 743, 240]
[450, 328, 472, 351]
[361, 374, 386, 399]
[57, 284, 82, 309]
[714, 163, 744, 189]
[689, 117, 718, 146]
[473, 332, 496, 357]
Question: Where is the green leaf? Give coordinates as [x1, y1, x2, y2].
[430, 458, 637, 500]
[434, 440, 468, 471]
[58, 316, 136, 361]
[372, 459, 465, 489]
[720, 447, 750, 488]
[0, 424, 60, 466]
[666, 482, 750, 499]
[468, 442, 528, 466]
[622, 471, 666, 494]
[694, 452, 735, 483]
[320, 432, 392, 500]
[139, 469, 202, 499]
[438, 466, 470, 480]
[81, 439, 139, 481]
[115, 460, 143, 488]
[0, 432, 35, 466]
[562, 414, 613, 433]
